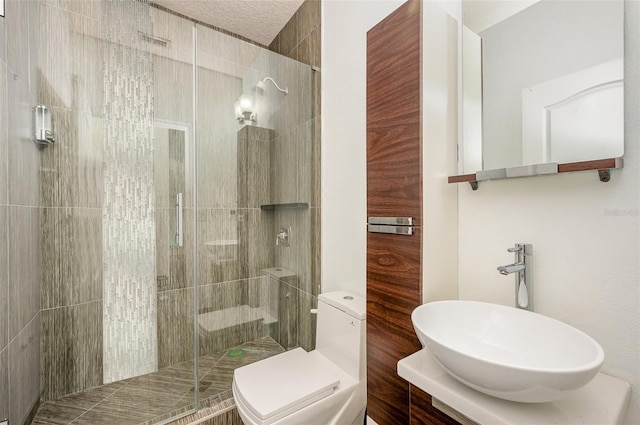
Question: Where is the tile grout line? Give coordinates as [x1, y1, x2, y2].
[40, 299, 101, 312]
[4, 310, 39, 358]
[68, 379, 133, 424]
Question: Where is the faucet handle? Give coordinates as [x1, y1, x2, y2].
[507, 246, 523, 253]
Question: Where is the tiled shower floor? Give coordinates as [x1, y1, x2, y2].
[33, 337, 285, 425]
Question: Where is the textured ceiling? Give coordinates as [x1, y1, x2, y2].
[153, 0, 306, 46]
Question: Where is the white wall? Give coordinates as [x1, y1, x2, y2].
[458, 1, 640, 422]
[422, 2, 460, 302]
[462, 26, 482, 173]
[321, 0, 406, 297]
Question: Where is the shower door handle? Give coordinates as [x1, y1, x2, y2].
[175, 193, 183, 247]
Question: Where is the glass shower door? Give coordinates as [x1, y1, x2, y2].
[193, 22, 319, 411]
[36, 1, 199, 423]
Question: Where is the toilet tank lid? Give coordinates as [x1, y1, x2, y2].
[234, 348, 340, 421]
[318, 291, 366, 320]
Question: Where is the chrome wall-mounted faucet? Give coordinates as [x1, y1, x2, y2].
[498, 243, 533, 311]
[276, 226, 290, 247]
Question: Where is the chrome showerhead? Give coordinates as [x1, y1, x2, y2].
[256, 77, 288, 95]
[256, 80, 268, 92]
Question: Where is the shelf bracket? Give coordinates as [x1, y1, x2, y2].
[469, 181, 479, 191]
[598, 169, 611, 183]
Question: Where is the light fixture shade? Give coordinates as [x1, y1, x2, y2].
[238, 95, 253, 113]
[235, 94, 256, 125]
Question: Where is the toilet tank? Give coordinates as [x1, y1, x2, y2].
[316, 291, 366, 381]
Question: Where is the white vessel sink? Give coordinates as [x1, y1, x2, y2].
[411, 300, 605, 403]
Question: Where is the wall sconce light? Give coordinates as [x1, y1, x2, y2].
[33, 105, 55, 145]
[235, 94, 256, 126]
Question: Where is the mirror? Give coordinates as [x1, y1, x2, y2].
[153, 121, 191, 294]
[462, 0, 624, 174]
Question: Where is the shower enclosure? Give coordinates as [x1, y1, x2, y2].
[35, 0, 319, 423]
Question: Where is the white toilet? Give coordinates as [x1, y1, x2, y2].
[232, 291, 366, 425]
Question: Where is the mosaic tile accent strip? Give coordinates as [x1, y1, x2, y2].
[101, 0, 157, 383]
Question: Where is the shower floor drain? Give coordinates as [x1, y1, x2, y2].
[227, 349, 245, 358]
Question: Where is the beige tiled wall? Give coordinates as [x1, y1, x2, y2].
[269, 0, 321, 69]
[39, 0, 104, 401]
[0, 0, 43, 423]
[237, 125, 274, 277]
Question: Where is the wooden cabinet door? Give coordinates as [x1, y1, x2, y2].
[367, 0, 422, 225]
[367, 229, 422, 423]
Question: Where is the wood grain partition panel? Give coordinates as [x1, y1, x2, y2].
[366, 1, 423, 423]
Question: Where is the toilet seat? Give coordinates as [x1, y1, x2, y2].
[233, 348, 342, 424]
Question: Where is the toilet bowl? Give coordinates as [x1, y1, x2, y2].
[232, 291, 366, 425]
